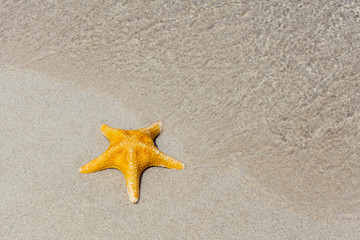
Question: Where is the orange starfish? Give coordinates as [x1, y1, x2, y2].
[79, 122, 185, 203]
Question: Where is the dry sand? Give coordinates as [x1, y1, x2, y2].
[1, 1, 360, 239]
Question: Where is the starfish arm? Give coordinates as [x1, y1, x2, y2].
[139, 121, 162, 139]
[79, 150, 114, 174]
[147, 146, 185, 170]
[124, 171, 140, 203]
[101, 124, 127, 143]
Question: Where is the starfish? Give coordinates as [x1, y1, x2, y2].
[79, 121, 185, 203]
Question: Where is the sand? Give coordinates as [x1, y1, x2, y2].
[1, 1, 359, 239]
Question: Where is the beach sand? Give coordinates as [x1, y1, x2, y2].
[1, 1, 359, 239]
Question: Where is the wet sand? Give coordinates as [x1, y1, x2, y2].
[1, 1, 359, 239]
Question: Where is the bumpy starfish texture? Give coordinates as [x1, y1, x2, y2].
[79, 122, 184, 203]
